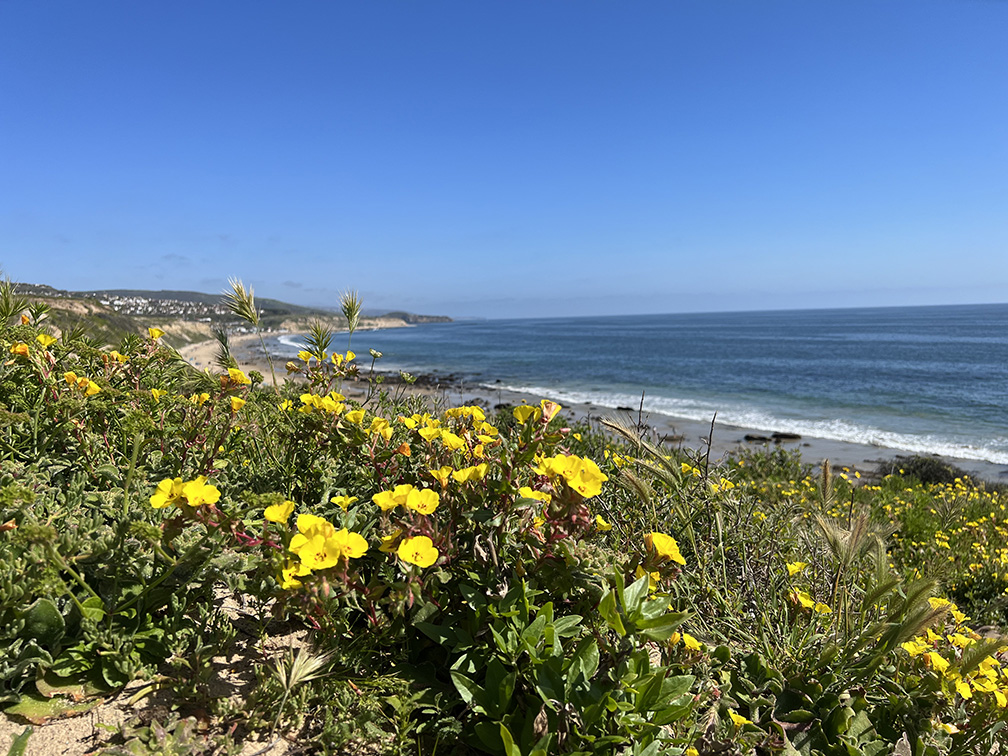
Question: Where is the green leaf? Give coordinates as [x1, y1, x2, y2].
[19, 599, 65, 646]
[552, 614, 582, 637]
[636, 611, 689, 642]
[5, 693, 100, 725]
[598, 590, 625, 637]
[449, 670, 487, 714]
[521, 613, 548, 650]
[500, 723, 522, 756]
[80, 596, 105, 622]
[569, 637, 600, 684]
[5, 728, 31, 756]
[623, 574, 650, 617]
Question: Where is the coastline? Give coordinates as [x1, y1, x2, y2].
[178, 335, 1008, 485]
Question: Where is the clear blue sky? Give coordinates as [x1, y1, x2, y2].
[2, 1, 1006, 318]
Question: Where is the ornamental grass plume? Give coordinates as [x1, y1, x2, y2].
[340, 289, 362, 349]
[223, 277, 277, 390]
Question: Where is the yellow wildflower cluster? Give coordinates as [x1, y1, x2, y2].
[150, 476, 221, 509]
[535, 453, 608, 498]
[790, 588, 832, 614]
[63, 371, 101, 396]
[899, 597, 1008, 709]
[513, 399, 562, 426]
[299, 391, 345, 415]
[372, 484, 440, 514]
[288, 513, 368, 572]
[401, 406, 499, 457]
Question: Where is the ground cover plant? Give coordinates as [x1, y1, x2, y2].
[1, 280, 1007, 756]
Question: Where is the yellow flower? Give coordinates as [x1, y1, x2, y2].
[728, 711, 752, 727]
[148, 327, 164, 341]
[791, 589, 831, 614]
[786, 561, 807, 577]
[646, 532, 686, 565]
[265, 500, 296, 523]
[405, 487, 440, 515]
[513, 405, 541, 425]
[440, 431, 465, 451]
[227, 367, 251, 385]
[373, 484, 413, 512]
[429, 466, 453, 487]
[36, 334, 57, 349]
[151, 389, 167, 402]
[900, 638, 929, 656]
[540, 400, 562, 423]
[181, 476, 221, 507]
[452, 464, 488, 484]
[379, 529, 402, 553]
[85, 380, 101, 396]
[518, 486, 551, 503]
[330, 495, 358, 512]
[418, 426, 441, 441]
[345, 409, 365, 425]
[279, 561, 311, 589]
[150, 477, 184, 508]
[64, 371, 79, 385]
[924, 651, 949, 674]
[291, 533, 342, 570]
[10, 342, 29, 358]
[682, 633, 702, 652]
[109, 350, 128, 363]
[937, 722, 960, 734]
[329, 528, 368, 559]
[230, 396, 246, 412]
[279, 399, 293, 411]
[595, 514, 612, 531]
[954, 678, 972, 700]
[297, 350, 313, 362]
[398, 535, 439, 568]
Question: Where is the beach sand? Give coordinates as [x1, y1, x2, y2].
[179, 335, 1008, 484]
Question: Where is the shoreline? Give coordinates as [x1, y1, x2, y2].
[178, 336, 1008, 485]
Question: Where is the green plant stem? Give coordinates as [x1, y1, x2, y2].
[257, 330, 277, 391]
[122, 431, 143, 515]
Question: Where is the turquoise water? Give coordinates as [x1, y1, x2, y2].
[272, 304, 1008, 465]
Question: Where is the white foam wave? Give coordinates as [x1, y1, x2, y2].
[488, 382, 1008, 466]
[277, 334, 307, 351]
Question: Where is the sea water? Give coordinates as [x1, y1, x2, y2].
[271, 304, 1008, 466]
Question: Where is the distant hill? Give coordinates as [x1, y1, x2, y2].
[10, 281, 451, 346]
[377, 310, 452, 324]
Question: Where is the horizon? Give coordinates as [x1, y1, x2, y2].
[2, 1, 1007, 318]
[12, 276, 1008, 323]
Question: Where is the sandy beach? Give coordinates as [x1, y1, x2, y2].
[179, 334, 1008, 484]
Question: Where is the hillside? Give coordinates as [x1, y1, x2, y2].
[10, 281, 452, 347]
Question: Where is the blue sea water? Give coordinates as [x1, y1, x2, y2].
[273, 304, 1008, 465]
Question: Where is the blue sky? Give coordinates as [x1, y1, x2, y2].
[1, 1, 1006, 318]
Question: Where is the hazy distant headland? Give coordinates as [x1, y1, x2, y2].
[11, 281, 451, 347]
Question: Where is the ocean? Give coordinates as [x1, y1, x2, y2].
[271, 304, 1008, 467]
